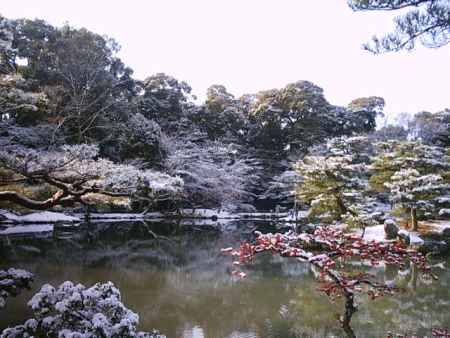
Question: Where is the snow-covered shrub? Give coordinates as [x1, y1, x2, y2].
[0, 268, 33, 308]
[1, 281, 164, 338]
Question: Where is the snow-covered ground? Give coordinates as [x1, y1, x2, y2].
[177, 209, 234, 219]
[0, 210, 80, 223]
[362, 225, 388, 242]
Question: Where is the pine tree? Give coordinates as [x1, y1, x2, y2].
[295, 136, 372, 223]
[370, 140, 450, 230]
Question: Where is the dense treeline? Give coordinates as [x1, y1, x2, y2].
[0, 14, 448, 212]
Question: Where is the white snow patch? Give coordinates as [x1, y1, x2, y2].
[363, 225, 387, 242]
[409, 232, 425, 246]
[179, 209, 234, 219]
[438, 208, 450, 216]
[1, 211, 79, 223]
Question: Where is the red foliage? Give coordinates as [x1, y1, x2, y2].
[222, 226, 434, 301]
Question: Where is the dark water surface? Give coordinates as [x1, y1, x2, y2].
[1, 220, 449, 337]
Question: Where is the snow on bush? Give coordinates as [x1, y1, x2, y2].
[1, 281, 164, 338]
[0, 268, 33, 308]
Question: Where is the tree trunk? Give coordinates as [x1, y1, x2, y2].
[335, 193, 357, 220]
[342, 294, 357, 338]
[410, 207, 418, 231]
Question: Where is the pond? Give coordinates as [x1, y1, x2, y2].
[1, 220, 449, 338]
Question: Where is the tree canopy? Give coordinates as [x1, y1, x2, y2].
[348, 0, 450, 53]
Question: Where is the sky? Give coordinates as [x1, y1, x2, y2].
[2, 0, 450, 121]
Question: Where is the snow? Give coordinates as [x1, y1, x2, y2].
[409, 232, 425, 246]
[363, 225, 388, 242]
[178, 209, 234, 219]
[1, 211, 80, 223]
[438, 208, 450, 216]
[437, 196, 450, 204]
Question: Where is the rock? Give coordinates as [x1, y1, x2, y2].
[409, 233, 424, 246]
[397, 229, 410, 245]
[367, 211, 384, 224]
[438, 208, 450, 218]
[300, 223, 317, 234]
[419, 240, 449, 256]
[443, 228, 450, 238]
[384, 219, 399, 239]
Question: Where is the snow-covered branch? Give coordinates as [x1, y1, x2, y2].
[0, 144, 183, 210]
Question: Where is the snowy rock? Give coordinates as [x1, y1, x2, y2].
[384, 219, 399, 239]
[300, 223, 318, 234]
[409, 232, 425, 246]
[438, 208, 450, 217]
[397, 229, 410, 245]
[443, 228, 450, 237]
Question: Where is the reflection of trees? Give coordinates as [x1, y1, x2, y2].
[1, 223, 449, 337]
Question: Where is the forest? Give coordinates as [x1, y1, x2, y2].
[0, 0, 450, 337]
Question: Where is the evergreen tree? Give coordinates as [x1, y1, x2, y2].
[348, 0, 450, 53]
[385, 168, 447, 231]
[370, 140, 450, 230]
[295, 136, 373, 223]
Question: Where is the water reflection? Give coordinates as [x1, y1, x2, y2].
[0, 221, 449, 337]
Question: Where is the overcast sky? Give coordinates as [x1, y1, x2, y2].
[2, 0, 449, 120]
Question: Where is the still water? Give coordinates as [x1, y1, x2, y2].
[0, 220, 449, 337]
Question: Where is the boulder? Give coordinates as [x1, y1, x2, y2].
[419, 239, 449, 256]
[301, 223, 318, 234]
[397, 229, 410, 245]
[443, 228, 450, 238]
[384, 219, 399, 239]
